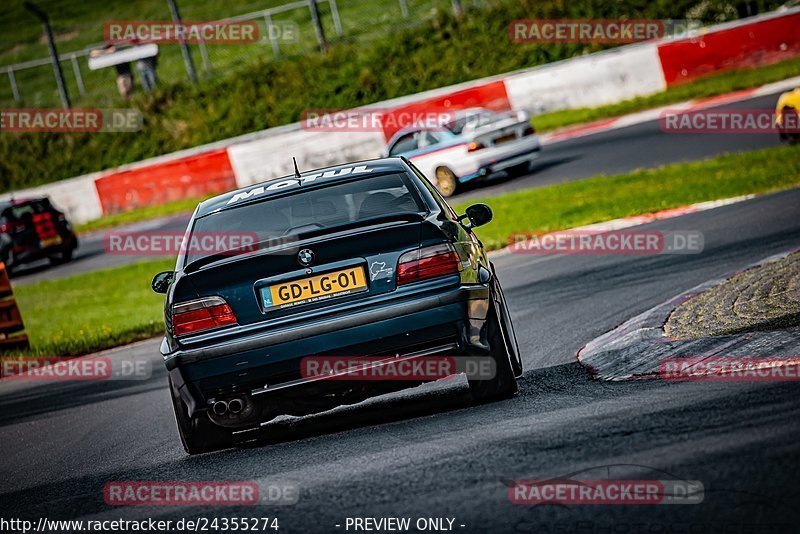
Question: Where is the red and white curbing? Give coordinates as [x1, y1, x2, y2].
[576, 247, 800, 381]
[489, 194, 755, 258]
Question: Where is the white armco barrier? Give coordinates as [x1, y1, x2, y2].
[505, 43, 667, 115]
[228, 127, 386, 188]
[0, 174, 104, 224]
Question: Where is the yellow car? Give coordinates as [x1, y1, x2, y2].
[776, 88, 800, 144]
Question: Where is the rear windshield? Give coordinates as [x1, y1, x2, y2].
[444, 110, 495, 135]
[1, 200, 52, 222]
[185, 172, 424, 264]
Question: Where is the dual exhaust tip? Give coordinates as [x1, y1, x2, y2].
[211, 397, 245, 416]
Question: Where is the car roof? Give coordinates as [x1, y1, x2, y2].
[0, 198, 47, 210]
[387, 108, 495, 143]
[196, 158, 410, 218]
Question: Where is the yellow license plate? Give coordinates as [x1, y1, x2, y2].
[264, 266, 368, 309]
[40, 236, 63, 248]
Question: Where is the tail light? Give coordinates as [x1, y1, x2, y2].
[172, 296, 237, 336]
[522, 125, 535, 136]
[467, 141, 485, 152]
[397, 244, 461, 286]
[0, 222, 25, 234]
[33, 213, 57, 239]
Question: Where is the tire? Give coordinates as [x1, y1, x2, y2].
[435, 167, 459, 197]
[506, 162, 531, 176]
[2, 249, 15, 276]
[779, 107, 799, 145]
[48, 249, 73, 266]
[468, 283, 519, 402]
[494, 276, 523, 377]
[169, 377, 233, 454]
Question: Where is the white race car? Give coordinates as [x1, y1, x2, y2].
[384, 108, 541, 196]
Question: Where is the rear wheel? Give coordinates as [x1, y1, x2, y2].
[2, 249, 16, 276]
[435, 167, 459, 197]
[169, 376, 233, 454]
[494, 276, 523, 377]
[48, 249, 73, 266]
[506, 162, 531, 176]
[779, 107, 800, 145]
[468, 284, 519, 401]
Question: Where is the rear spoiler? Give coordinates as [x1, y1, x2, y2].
[182, 212, 426, 274]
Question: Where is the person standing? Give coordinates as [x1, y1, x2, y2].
[134, 45, 158, 93]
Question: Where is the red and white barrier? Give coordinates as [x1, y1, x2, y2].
[0, 173, 104, 223]
[657, 10, 800, 87]
[228, 129, 386, 188]
[377, 80, 511, 140]
[505, 43, 666, 114]
[9, 8, 798, 224]
[94, 148, 237, 215]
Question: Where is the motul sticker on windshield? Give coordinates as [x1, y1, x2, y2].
[226, 165, 375, 205]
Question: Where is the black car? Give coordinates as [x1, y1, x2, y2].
[0, 197, 78, 274]
[153, 157, 522, 454]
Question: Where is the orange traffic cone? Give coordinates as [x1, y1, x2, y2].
[0, 262, 29, 351]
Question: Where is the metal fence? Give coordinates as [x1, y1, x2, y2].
[0, 0, 476, 107]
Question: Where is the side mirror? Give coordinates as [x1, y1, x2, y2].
[152, 271, 174, 294]
[460, 203, 493, 228]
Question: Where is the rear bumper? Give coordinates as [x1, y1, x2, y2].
[9, 234, 77, 265]
[461, 142, 541, 183]
[166, 282, 491, 423]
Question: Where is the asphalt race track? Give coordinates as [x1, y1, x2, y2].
[1, 186, 799, 532]
[11, 90, 786, 286]
[460, 92, 784, 200]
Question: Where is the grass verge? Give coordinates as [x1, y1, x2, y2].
[14, 258, 173, 356]
[75, 196, 210, 234]
[533, 57, 800, 132]
[15, 143, 800, 357]
[453, 143, 800, 251]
